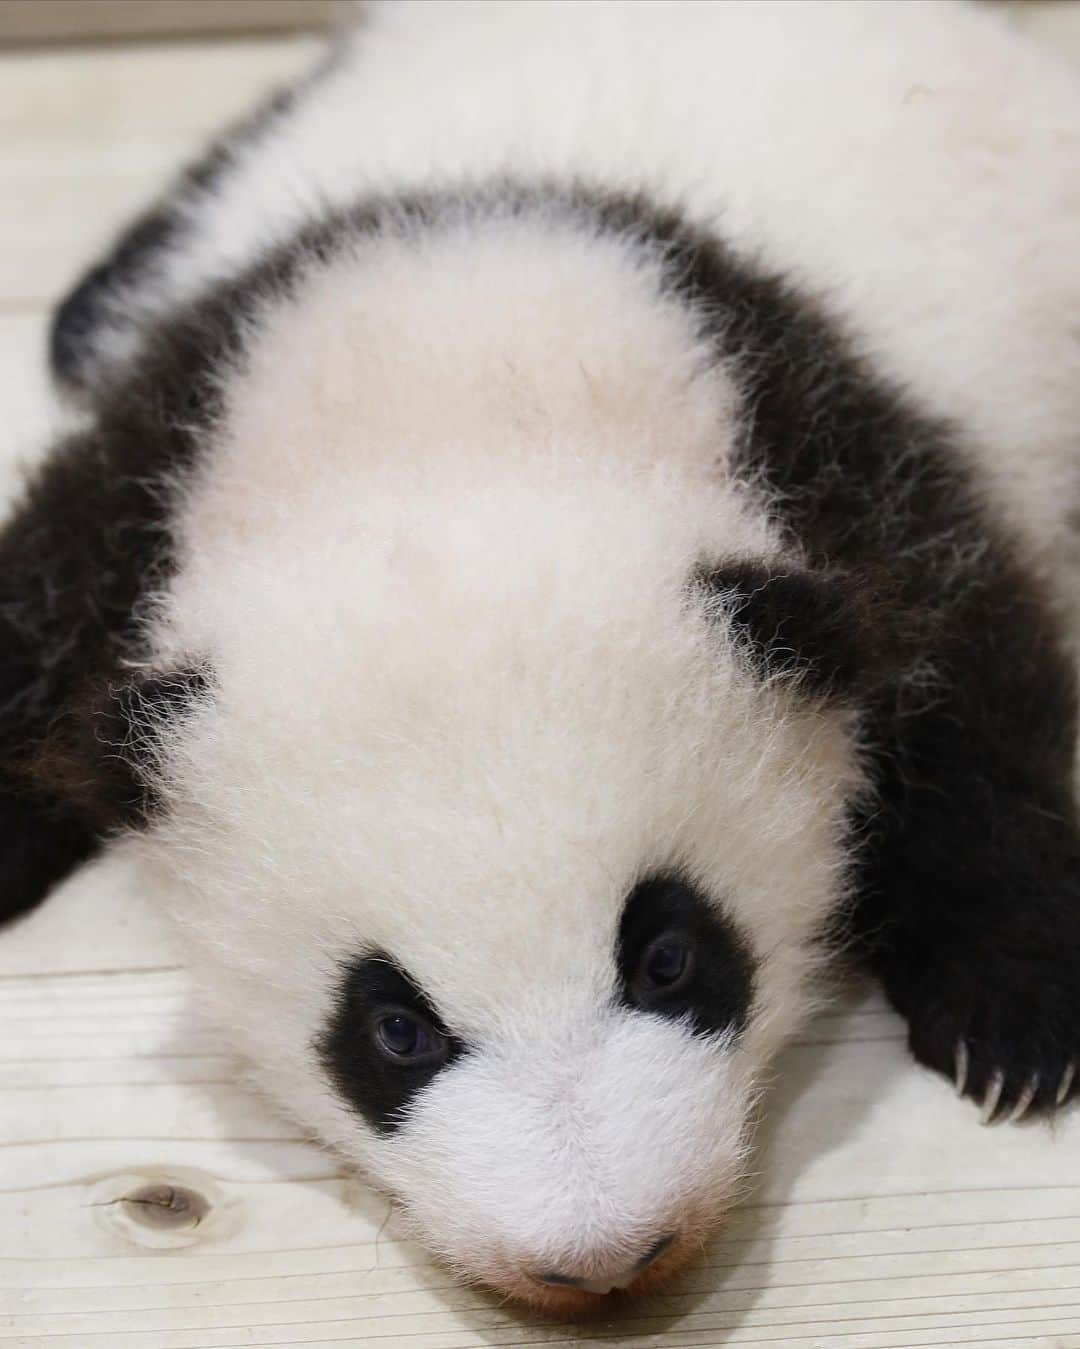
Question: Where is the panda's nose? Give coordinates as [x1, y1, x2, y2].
[537, 1232, 675, 1294]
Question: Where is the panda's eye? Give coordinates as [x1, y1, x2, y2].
[373, 1009, 448, 1065]
[616, 876, 754, 1036]
[636, 934, 694, 997]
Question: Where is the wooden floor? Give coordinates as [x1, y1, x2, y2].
[3, 8, 1080, 1347]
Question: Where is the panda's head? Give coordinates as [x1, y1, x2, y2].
[48, 522, 867, 1310]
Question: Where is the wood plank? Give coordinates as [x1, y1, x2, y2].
[0, 1, 340, 46]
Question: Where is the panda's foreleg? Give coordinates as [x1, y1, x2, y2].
[0, 425, 145, 923]
[852, 578, 1080, 1122]
[0, 784, 97, 923]
[0, 578, 102, 923]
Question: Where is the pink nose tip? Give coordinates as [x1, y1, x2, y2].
[537, 1232, 675, 1293]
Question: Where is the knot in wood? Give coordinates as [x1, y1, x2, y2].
[121, 1183, 209, 1229]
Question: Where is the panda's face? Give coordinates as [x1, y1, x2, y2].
[314, 872, 756, 1307]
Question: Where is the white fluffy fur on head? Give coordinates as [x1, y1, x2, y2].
[129, 211, 865, 1305]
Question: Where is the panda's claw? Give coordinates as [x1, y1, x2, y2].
[1006, 1074, 1039, 1124]
[882, 871, 1080, 1122]
[979, 1070, 1005, 1126]
[953, 1039, 969, 1097]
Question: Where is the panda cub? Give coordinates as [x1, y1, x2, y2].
[3, 0, 1080, 1310]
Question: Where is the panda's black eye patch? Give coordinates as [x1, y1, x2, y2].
[316, 954, 464, 1134]
[617, 874, 755, 1037]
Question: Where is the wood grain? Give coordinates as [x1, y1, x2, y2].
[3, 11, 1080, 1348]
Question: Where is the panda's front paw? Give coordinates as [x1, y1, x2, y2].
[883, 922, 1080, 1124]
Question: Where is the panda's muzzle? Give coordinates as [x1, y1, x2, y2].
[536, 1231, 675, 1295]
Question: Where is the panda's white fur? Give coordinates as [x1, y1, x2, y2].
[10, 0, 1080, 1311]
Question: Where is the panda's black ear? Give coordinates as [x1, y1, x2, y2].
[30, 666, 211, 830]
[696, 560, 879, 701]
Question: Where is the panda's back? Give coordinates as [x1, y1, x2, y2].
[64, 0, 1080, 601]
